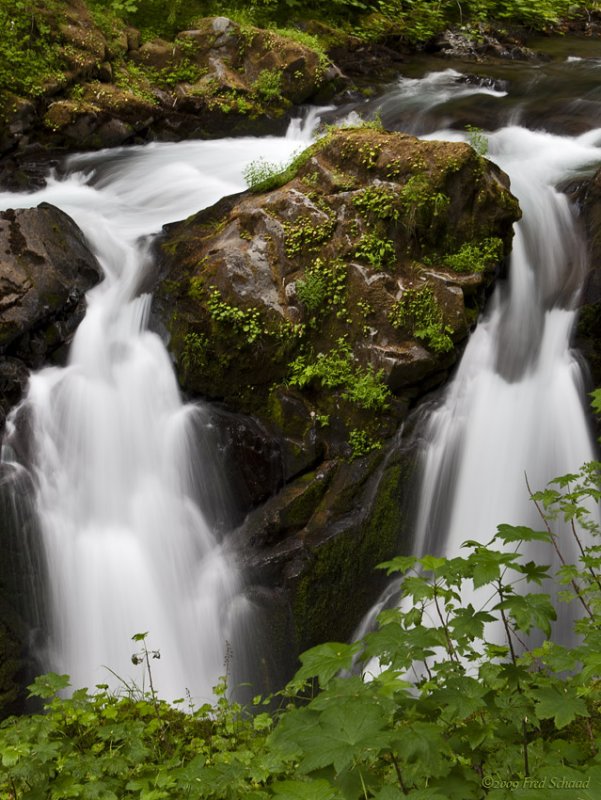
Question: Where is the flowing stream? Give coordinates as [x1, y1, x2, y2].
[0, 117, 317, 702]
[2, 48, 601, 697]
[356, 57, 601, 644]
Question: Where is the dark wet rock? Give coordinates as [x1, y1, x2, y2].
[0, 203, 101, 414]
[433, 27, 542, 62]
[565, 166, 601, 388]
[153, 126, 520, 660]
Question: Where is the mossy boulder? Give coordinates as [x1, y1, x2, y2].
[155, 126, 519, 458]
[153, 126, 519, 668]
[0, 6, 342, 159]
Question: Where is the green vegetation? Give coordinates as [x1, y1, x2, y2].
[289, 338, 391, 413]
[353, 186, 399, 223]
[466, 125, 489, 157]
[2, 454, 601, 797]
[389, 286, 454, 354]
[355, 232, 396, 271]
[0, 0, 66, 96]
[399, 174, 450, 234]
[443, 236, 504, 273]
[296, 258, 348, 321]
[283, 213, 336, 259]
[206, 288, 265, 344]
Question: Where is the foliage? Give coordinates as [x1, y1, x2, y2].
[253, 68, 283, 102]
[355, 232, 396, 270]
[0, 0, 65, 97]
[389, 286, 454, 354]
[2, 458, 601, 797]
[352, 186, 399, 222]
[466, 125, 489, 157]
[207, 288, 265, 344]
[398, 174, 450, 235]
[296, 258, 348, 321]
[443, 236, 504, 274]
[348, 428, 383, 458]
[289, 337, 391, 412]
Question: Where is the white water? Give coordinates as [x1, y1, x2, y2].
[357, 84, 601, 650]
[414, 125, 601, 562]
[0, 115, 319, 702]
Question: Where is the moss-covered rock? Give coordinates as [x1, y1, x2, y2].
[155, 126, 519, 456]
[0, 6, 342, 160]
[152, 126, 519, 664]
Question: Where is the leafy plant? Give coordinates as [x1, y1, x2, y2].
[296, 257, 348, 321]
[355, 232, 396, 270]
[289, 337, 390, 412]
[466, 124, 489, 157]
[443, 236, 503, 273]
[4, 457, 601, 797]
[389, 285, 454, 353]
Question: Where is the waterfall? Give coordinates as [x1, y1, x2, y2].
[356, 85, 601, 649]
[0, 116, 319, 702]
[414, 126, 601, 563]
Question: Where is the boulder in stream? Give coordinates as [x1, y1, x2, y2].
[154, 125, 521, 667]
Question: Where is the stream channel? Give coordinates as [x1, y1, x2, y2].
[2, 38, 601, 702]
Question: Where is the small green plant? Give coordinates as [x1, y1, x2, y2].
[352, 186, 399, 221]
[348, 428, 382, 459]
[399, 174, 450, 232]
[389, 285, 454, 353]
[296, 257, 348, 321]
[443, 236, 503, 273]
[466, 124, 489, 156]
[207, 289, 265, 344]
[283, 213, 336, 258]
[252, 68, 283, 101]
[289, 338, 390, 413]
[181, 331, 209, 374]
[355, 232, 396, 270]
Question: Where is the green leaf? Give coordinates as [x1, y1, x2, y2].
[496, 593, 556, 636]
[27, 672, 71, 698]
[532, 685, 589, 729]
[494, 524, 552, 544]
[450, 605, 496, 641]
[290, 642, 362, 689]
[271, 779, 341, 799]
[377, 555, 417, 575]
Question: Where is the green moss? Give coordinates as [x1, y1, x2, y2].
[389, 286, 453, 354]
[292, 458, 407, 650]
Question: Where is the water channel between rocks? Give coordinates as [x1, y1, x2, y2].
[2, 44, 601, 701]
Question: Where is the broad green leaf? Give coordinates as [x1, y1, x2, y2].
[27, 672, 71, 698]
[532, 685, 589, 729]
[496, 593, 556, 636]
[291, 642, 362, 689]
[450, 605, 496, 640]
[377, 555, 417, 575]
[495, 524, 552, 543]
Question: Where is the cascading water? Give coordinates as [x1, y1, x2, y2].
[0, 116, 319, 702]
[356, 68, 601, 646]
[414, 125, 601, 560]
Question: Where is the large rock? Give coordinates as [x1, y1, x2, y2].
[153, 126, 520, 668]
[0, 203, 101, 425]
[564, 167, 601, 389]
[0, 8, 343, 161]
